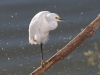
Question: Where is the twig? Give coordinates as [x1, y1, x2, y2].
[30, 14, 100, 75]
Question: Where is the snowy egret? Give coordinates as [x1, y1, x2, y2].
[29, 11, 71, 67]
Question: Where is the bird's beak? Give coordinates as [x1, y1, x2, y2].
[56, 17, 72, 24]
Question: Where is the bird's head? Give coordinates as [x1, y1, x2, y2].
[47, 13, 72, 24]
[47, 13, 62, 21]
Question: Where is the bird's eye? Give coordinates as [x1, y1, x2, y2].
[55, 17, 60, 20]
[55, 17, 59, 20]
[55, 17, 58, 19]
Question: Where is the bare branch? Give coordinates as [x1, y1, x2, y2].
[30, 15, 100, 75]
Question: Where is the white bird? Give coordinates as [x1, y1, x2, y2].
[29, 11, 71, 67]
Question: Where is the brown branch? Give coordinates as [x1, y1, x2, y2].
[30, 14, 100, 75]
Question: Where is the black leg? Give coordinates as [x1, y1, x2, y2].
[40, 43, 43, 60]
[40, 43, 48, 68]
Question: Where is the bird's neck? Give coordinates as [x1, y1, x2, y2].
[45, 15, 58, 30]
[49, 21, 58, 30]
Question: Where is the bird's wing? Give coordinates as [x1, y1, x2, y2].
[29, 16, 39, 37]
[29, 16, 40, 44]
[29, 11, 51, 34]
[29, 11, 51, 44]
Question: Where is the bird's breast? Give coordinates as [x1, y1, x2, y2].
[49, 21, 58, 30]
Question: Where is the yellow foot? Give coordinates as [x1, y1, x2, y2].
[41, 60, 48, 68]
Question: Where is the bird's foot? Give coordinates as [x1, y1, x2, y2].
[41, 60, 48, 68]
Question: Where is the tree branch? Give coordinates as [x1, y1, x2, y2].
[30, 14, 100, 75]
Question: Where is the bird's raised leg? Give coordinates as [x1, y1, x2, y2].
[40, 43, 48, 68]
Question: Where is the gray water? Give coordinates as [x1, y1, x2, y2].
[0, 0, 100, 75]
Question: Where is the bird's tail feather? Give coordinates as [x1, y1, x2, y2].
[29, 37, 37, 44]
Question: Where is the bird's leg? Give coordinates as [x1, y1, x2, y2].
[40, 43, 48, 68]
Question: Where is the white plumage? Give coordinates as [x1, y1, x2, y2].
[28, 11, 71, 67]
[29, 11, 60, 45]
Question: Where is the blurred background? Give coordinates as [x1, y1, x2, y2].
[0, 0, 100, 75]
